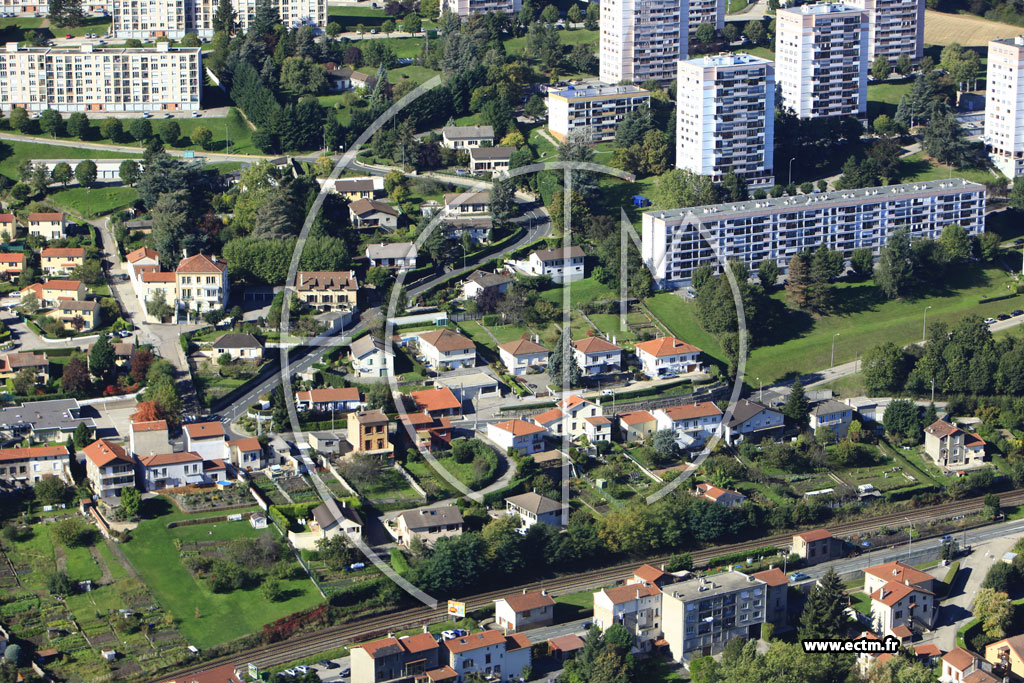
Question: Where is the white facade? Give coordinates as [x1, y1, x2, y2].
[487, 420, 548, 455]
[498, 338, 548, 376]
[688, 0, 724, 38]
[600, 0, 687, 85]
[642, 178, 986, 285]
[676, 53, 774, 187]
[653, 401, 723, 449]
[985, 37, 1024, 178]
[136, 452, 205, 491]
[0, 42, 202, 113]
[847, 0, 924, 64]
[662, 572, 768, 659]
[572, 337, 622, 375]
[775, 3, 868, 120]
[440, 0, 520, 17]
[635, 336, 702, 378]
[112, 0, 328, 39]
[184, 422, 226, 461]
[547, 84, 652, 143]
[524, 246, 585, 283]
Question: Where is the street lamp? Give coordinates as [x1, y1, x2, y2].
[755, 376, 762, 403]
[922, 305, 932, 342]
[831, 333, 840, 367]
[788, 157, 795, 186]
[905, 517, 914, 559]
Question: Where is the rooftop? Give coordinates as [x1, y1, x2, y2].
[83, 439, 131, 467]
[184, 422, 225, 439]
[663, 570, 765, 601]
[296, 387, 362, 403]
[469, 146, 515, 160]
[548, 83, 650, 99]
[212, 333, 262, 349]
[138, 451, 202, 467]
[501, 589, 555, 613]
[418, 328, 475, 352]
[493, 419, 546, 436]
[619, 410, 656, 425]
[442, 124, 494, 139]
[864, 561, 934, 588]
[366, 242, 417, 260]
[411, 387, 462, 413]
[533, 245, 585, 262]
[399, 505, 464, 530]
[350, 198, 399, 217]
[660, 401, 723, 420]
[506, 492, 561, 515]
[296, 270, 357, 291]
[444, 629, 505, 654]
[634, 336, 701, 357]
[794, 528, 832, 543]
[573, 336, 621, 354]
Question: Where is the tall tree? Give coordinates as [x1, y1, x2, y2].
[89, 335, 115, 382]
[798, 567, 848, 640]
[783, 379, 808, 426]
[213, 0, 236, 33]
[876, 226, 914, 299]
[548, 328, 582, 389]
[51, 162, 73, 188]
[489, 177, 516, 228]
[785, 251, 812, 309]
[74, 159, 97, 189]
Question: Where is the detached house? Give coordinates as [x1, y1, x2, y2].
[395, 505, 464, 547]
[225, 437, 265, 471]
[463, 270, 513, 300]
[506, 491, 563, 529]
[416, 329, 476, 371]
[792, 528, 839, 566]
[0, 213, 15, 241]
[0, 445, 71, 486]
[984, 635, 1024, 679]
[443, 630, 531, 682]
[136, 451, 205, 490]
[572, 336, 622, 375]
[0, 352, 49, 383]
[441, 124, 494, 149]
[352, 633, 443, 683]
[498, 337, 548, 376]
[0, 252, 23, 278]
[724, 399, 785, 444]
[48, 299, 100, 331]
[349, 334, 394, 378]
[295, 387, 364, 413]
[366, 242, 418, 270]
[634, 336, 703, 378]
[444, 191, 491, 216]
[618, 410, 657, 442]
[349, 199, 400, 230]
[410, 387, 462, 418]
[20, 279, 87, 307]
[653, 401, 723, 449]
[40, 247, 84, 277]
[863, 561, 938, 637]
[525, 246, 585, 283]
[924, 419, 987, 471]
[941, 648, 999, 683]
[695, 482, 747, 507]
[175, 253, 229, 315]
[469, 146, 514, 175]
[809, 400, 853, 439]
[27, 212, 66, 240]
[495, 590, 556, 632]
[210, 333, 264, 361]
[183, 421, 227, 461]
[487, 419, 548, 455]
[346, 409, 393, 459]
[441, 216, 493, 244]
[334, 177, 383, 200]
[296, 271, 359, 313]
[83, 438, 135, 502]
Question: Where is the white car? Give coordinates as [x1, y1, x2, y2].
[984, 317, 997, 325]
[191, 111, 201, 118]
[441, 630, 458, 640]
[293, 665, 311, 674]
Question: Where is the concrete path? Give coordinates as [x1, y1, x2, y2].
[0, 131, 273, 163]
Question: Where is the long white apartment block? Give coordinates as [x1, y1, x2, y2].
[0, 42, 201, 113]
[440, 0, 521, 17]
[676, 53, 774, 187]
[775, 3, 867, 120]
[847, 0, 924, 64]
[688, 0, 724, 39]
[600, 0, 688, 85]
[985, 37, 1024, 178]
[547, 83, 651, 143]
[641, 179, 986, 286]
[0, 0, 49, 15]
[112, 0, 327, 39]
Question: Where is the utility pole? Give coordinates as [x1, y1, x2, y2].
[923, 305, 932, 342]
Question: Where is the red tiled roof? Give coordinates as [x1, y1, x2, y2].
[502, 590, 555, 613]
[444, 630, 506, 654]
[28, 212, 64, 222]
[870, 581, 932, 608]
[573, 337, 621, 354]
[41, 279, 83, 291]
[499, 338, 547, 355]
[493, 419, 546, 436]
[132, 420, 168, 432]
[399, 632, 438, 654]
[141, 271, 176, 283]
[126, 246, 159, 263]
[360, 637, 404, 659]
[41, 247, 84, 259]
[228, 437, 262, 451]
[296, 387, 362, 404]
[506, 633, 531, 651]
[890, 625, 913, 638]
[548, 634, 585, 653]
[633, 563, 669, 584]
[203, 459, 227, 472]
[176, 254, 226, 274]
[914, 643, 941, 657]
[83, 439, 131, 467]
[794, 528, 832, 543]
[184, 422, 225, 439]
[0, 213, 13, 223]
[964, 432, 986, 448]
[661, 401, 722, 420]
[418, 329, 475, 352]
[411, 387, 461, 412]
[533, 408, 563, 425]
[138, 451, 202, 467]
[0, 445, 68, 463]
[0, 253, 24, 264]
[584, 415, 611, 426]
[601, 584, 660, 604]
[696, 482, 744, 501]
[423, 666, 458, 682]
[924, 419, 960, 438]
[864, 561, 934, 588]
[752, 567, 788, 587]
[619, 410, 655, 425]
[634, 336, 701, 357]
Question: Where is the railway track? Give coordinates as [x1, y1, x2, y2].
[158, 488, 1024, 679]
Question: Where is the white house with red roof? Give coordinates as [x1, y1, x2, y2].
[83, 438, 135, 501]
[27, 212, 65, 240]
[129, 419, 169, 458]
[184, 421, 227, 461]
[618, 410, 658, 442]
[487, 419, 548, 455]
[176, 253, 229, 318]
[135, 451, 205, 490]
[416, 329, 476, 371]
[653, 401, 723, 449]
[634, 336, 703, 378]
[695, 482, 747, 507]
[940, 647, 999, 683]
[225, 437, 265, 471]
[864, 560, 938, 637]
[498, 337, 549, 375]
[443, 630, 532, 681]
[572, 336, 622, 375]
[495, 589, 556, 632]
[924, 419, 987, 471]
[410, 387, 462, 418]
[593, 583, 663, 652]
[294, 387, 365, 413]
[628, 563, 677, 590]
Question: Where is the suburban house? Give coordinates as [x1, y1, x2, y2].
[20, 279, 87, 307]
[809, 400, 854, 439]
[628, 564, 678, 590]
[751, 567, 789, 626]
[863, 561, 937, 597]
[695, 482, 747, 507]
[505, 491, 563, 528]
[653, 401, 724, 449]
[985, 635, 1024, 679]
[175, 253, 230, 316]
[593, 583, 663, 653]
[40, 247, 84, 276]
[0, 213, 15, 241]
[346, 409, 393, 459]
[724, 399, 786, 444]
[584, 414, 614, 446]
[524, 246, 585, 283]
[349, 199, 400, 230]
[349, 334, 394, 378]
[136, 451, 204, 490]
[225, 437, 264, 471]
[0, 252, 23, 278]
[498, 337, 548, 376]
[307, 432, 341, 456]
[183, 422, 227, 461]
[366, 242, 418, 270]
[399, 412, 454, 451]
[395, 505, 464, 547]
[463, 270, 513, 300]
[434, 372, 502, 403]
[443, 191, 491, 216]
[351, 633, 443, 683]
[940, 648, 999, 683]
[441, 124, 494, 149]
[333, 177, 383, 200]
[488, 419, 548, 455]
[469, 146, 514, 175]
[83, 438, 135, 502]
[532, 449, 567, 470]
[866, 570, 937, 637]
[0, 445, 71, 486]
[47, 299, 100, 331]
[350, 69, 376, 90]
[416, 329, 476, 371]
[532, 394, 604, 439]
[210, 333, 264, 361]
[443, 630, 531, 682]
[327, 65, 353, 91]
[618, 411, 658, 443]
[129, 420, 169, 458]
[295, 387, 365, 413]
[634, 336, 703, 378]
[410, 387, 462, 418]
[572, 336, 622, 375]
[27, 212, 66, 240]
[441, 216, 493, 244]
[924, 419, 987, 471]
[792, 528, 840, 566]
[0, 351, 49, 383]
[309, 499, 363, 539]
[296, 270, 359, 313]
[495, 590, 556, 632]
[111, 342, 135, 367]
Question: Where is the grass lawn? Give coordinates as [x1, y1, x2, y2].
[0, 140, 140, 181]
[120, 497, 323, 649]
[900, 151, 1004, 184]
[356, 467, 422, 501]
[644, 293, 728, 365]
[0, 15, 110, 42]
[406, 455, 487, 493]
[48, 185, 138, 219]
[327, 6, 390, 31]
[816, 372, 869, 399]
[539, 276, 618, 306]
[527, 123, 559, 161]
[727, 0, 751, 12]
[848, 592, 872, 616]
[867, 79, 914, 120]
[503, 28, 597, 57]
[588, 313, 637, 344]
[736, 46, 775, 61]
[486, 323, 538, 345]
[389, 64, 439, 86]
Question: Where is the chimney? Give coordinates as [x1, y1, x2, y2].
[423, 624, 429, 633]
[523, 588, 528, 594]
[182, 248, 188, 258]
[541, 589, 547, 596]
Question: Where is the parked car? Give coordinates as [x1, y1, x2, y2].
[65, 33, 72, 39]
[192, 111, 201, 117]
[984, 317, 997, 325]
[339, 669, 350, 678]
[941, 535, 953, 543]
[294, 665, 311, 674]
[789, 572, 810, 581]
[1013, 310, 1024, 317]
[319, 660, 339, 669]
[441, 630, 458, 640]
[998, 314, 1011, 321]
[453, 629, 468, 637]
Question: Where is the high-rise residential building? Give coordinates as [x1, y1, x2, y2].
[440, 0, 521, 17]
[775, 3, 868, 120]
[547, 84, 651, 143]
[688, 0, 724, 40]
[600, 0, 688, 85]
[661, 571, 768, 660]
[847, 0, 924, 65]
[111, 0, 327, 39]
[676, 53, 775, 187]
[641, 178, 986, 286]
[985, 37, 1024, 178]
[0, 42, 201, 113]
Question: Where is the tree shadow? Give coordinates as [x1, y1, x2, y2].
[898, 156, 932, 179]
[139, 495, 172, 519]
[828, 282, 886, 316]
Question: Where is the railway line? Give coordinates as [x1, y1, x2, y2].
[159, 488, 1024, 679]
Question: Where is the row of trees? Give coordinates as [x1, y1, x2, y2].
[6, 107, 218, 150]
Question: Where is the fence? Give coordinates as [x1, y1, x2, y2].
[393, 464, 428, 499]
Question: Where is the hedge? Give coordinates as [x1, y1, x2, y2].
[481, 476, 531, 506]
[706, 546, 780, 569]
[268, 501, 321, 533]
[978, 293, 1018, 305]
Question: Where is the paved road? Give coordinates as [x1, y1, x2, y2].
[0, 131, 273, 163]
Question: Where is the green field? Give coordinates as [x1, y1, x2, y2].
[503, 28, 598, 57]
[389, 64, 439, 86]
[0, 140, 140, 181]
[540, 276, 618, 306]
[644, 293, 729, 365]
[866, 79, 914, 121]
[0, 15, 110, 43]
[48, 185, 139, 218]
[900, 151, 1004, 184]
[120, 498, 324, 649]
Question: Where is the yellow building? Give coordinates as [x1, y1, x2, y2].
[47, 299, 100, 331]
[40, 247, 85, 277]
[346, 409, 393, 459]
[0, 213, 15, 241]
